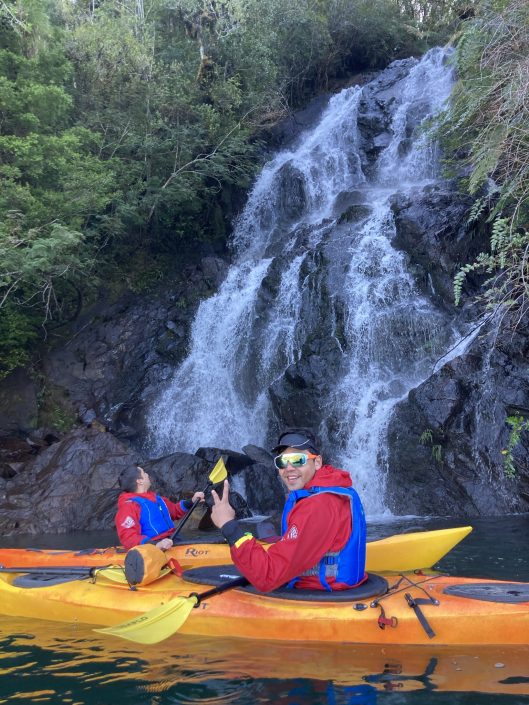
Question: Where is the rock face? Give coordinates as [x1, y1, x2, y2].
[0, 428, 134, 535]
[43, 256, 229, 443]
[386, 320, 529, 516]
[0, 368, 38, 435]
[390, 187, 476, 305]
[383, 168, 529, 515]
[0, 426, 284, 535]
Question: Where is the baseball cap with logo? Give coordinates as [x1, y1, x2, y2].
[271, 427, 320, 455]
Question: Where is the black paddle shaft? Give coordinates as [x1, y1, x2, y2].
[170, 496, 202, 540]
[189, 575, 249, 607]
[170, 457, 227, 541]
[0, 565, 110, 576]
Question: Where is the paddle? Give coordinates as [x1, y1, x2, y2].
[96, 573, 249, 644]
[169, 456, 228, 541]
[0, 564, 128, 585]
[0, 565, 110, 576]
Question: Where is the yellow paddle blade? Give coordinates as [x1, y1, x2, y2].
[94, 566, 129, 585]
[95, 594, 198, 644]
[209, 456, 227, 485]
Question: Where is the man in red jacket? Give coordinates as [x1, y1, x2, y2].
[115, 465, 204, 551]
[211, 428, 367, 592]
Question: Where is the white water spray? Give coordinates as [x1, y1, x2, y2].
[148, 48, 463, 516]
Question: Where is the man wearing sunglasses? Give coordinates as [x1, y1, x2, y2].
[211, 428, 366, 592]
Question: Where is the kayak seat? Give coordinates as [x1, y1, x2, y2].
[183, 566, 388, 602]
[444, 582, 529, 604]
[13, 573, 86, 588]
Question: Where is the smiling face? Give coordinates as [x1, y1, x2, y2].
[276, 446, 322, 491]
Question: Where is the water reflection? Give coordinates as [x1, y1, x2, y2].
[1, 619, 529, 704]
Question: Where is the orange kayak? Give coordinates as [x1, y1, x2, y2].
[0, 525, 472, 573]
[0, 563, 528, 646]
[0, 540, 231, 570]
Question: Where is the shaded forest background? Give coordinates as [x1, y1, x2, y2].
[0, 0, 527, 382]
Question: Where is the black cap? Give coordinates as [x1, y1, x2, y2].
[271, 427, 320, 455]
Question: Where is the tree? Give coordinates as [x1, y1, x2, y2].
[0, 0, 114, 377]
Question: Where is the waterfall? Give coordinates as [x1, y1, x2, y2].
[147, 48, 460, 516]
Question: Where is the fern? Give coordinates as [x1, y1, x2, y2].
[454, 262, 479, 305]
[438, 0, 529, 320]
[467, 197, 487, 225]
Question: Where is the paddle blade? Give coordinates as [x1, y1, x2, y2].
[95, 595, 197, 644]
[94, 566, 130, 585]
[209, 456, 227, 485]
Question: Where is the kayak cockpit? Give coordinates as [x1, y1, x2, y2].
[182, 566, 389, 602]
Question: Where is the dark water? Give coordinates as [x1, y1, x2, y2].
[1, 515, 529, 705]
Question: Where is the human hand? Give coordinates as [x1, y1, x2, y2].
[192, 491, 205, 503]
[211, 480, 235, 528]
[155, 538, 173, 551]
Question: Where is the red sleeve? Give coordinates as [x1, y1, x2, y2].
[229, 494, 349, 592]
[115, 501, 145, 550]
[162, 497, 187, 521]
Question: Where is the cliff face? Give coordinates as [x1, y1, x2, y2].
[1, 55, 528, 534]
[385, 209, 529, 514]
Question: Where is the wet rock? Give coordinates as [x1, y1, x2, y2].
[41, 256, 230, 445]
[386, 319, 529, 515]
[390, 186, 479, 304]
[144, 447, 283, 518]
[338, 204, 372, 224]
[241, 462, 286, 513]
[195, 447, 256, 475]
[242, 444, 274, 464]
[0, 427, 137, 535]
[276, 161, 307, 222]
[143, 452, 211, 498]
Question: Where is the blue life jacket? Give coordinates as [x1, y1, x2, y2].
[281, 485, 366, 591]
[127, 495, 175, 543]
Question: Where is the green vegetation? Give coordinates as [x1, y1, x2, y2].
[419, 428, 443, 464]
[36, 378, 76, 431]
[438, 0, 529, 321]
[501, 415, 529, 478]
[0, 0, 477, 375]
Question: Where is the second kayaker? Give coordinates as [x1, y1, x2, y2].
[210, 428, 367, 592]
[115, 465, 205, 551]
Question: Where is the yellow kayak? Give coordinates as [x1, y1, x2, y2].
[0, 525, 472, 572]
[0, 559, 528, 646]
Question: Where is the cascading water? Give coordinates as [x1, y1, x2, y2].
[148, 48, 462, 516]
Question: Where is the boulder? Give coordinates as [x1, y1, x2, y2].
[0, 427, 137, 535]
